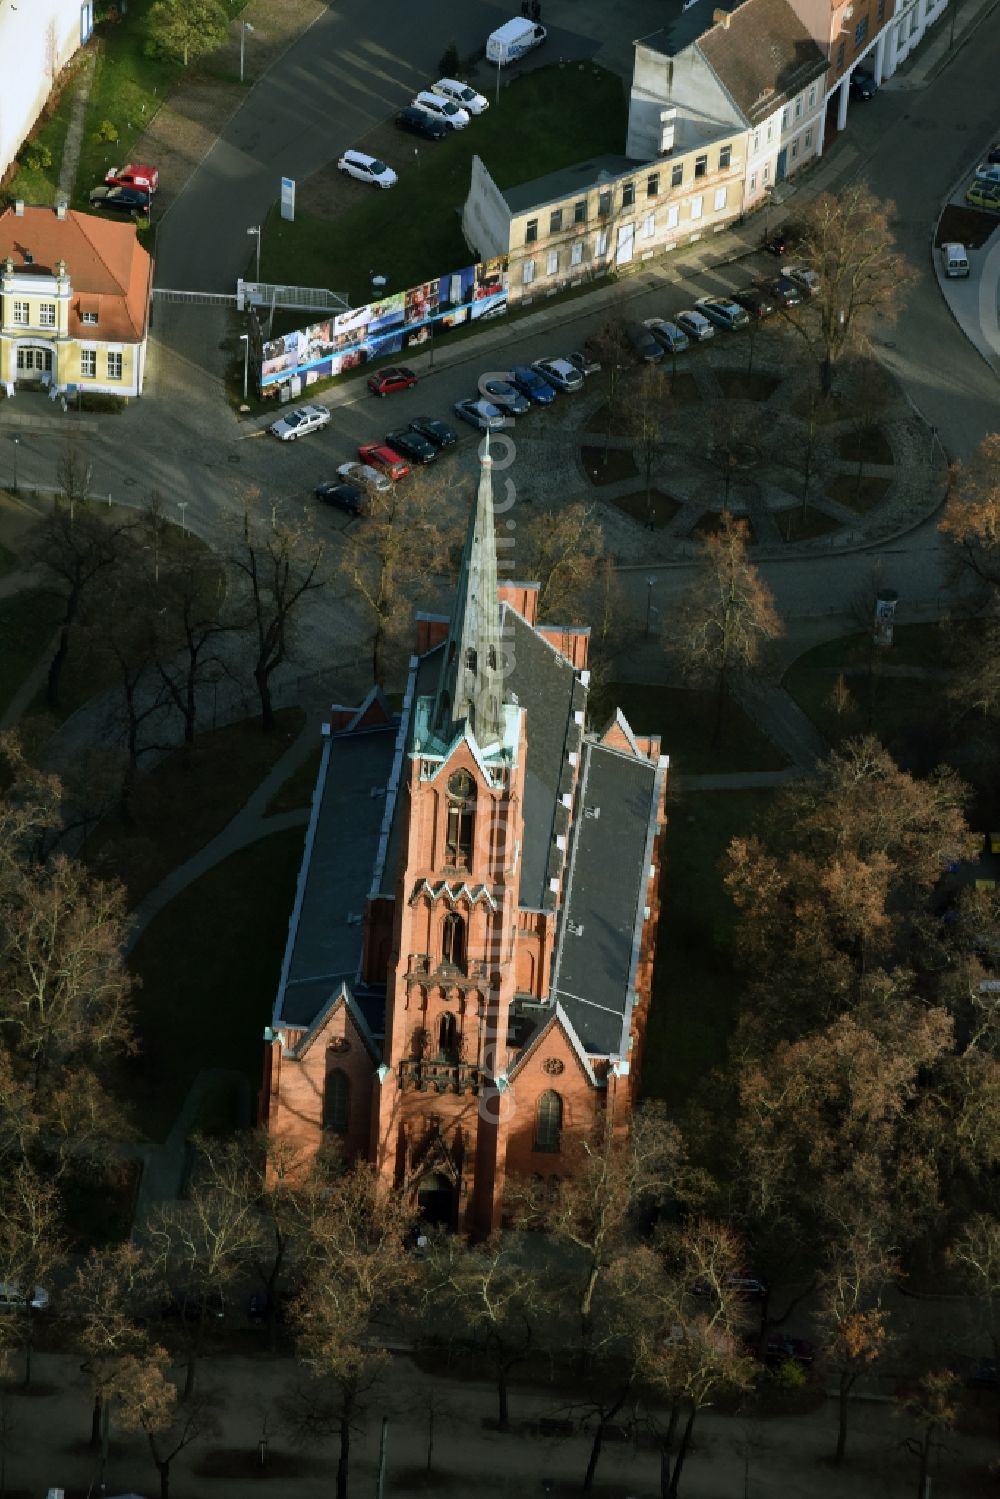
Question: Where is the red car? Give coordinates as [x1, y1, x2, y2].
[105, 162, 159, 194]
[367, 366, 417, 397]
[357, 443, 410, 481]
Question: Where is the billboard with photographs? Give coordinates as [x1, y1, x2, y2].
[258, 257, 509, 392]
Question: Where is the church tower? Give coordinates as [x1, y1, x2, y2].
[374, 443, 526, 1235]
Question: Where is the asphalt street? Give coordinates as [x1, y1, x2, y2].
[2, 6, 999, 652]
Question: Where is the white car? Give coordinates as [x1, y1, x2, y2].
[413, 91, 470, 129]
[974, 160, 1000, 185]
[674, 308, 715, 342]
[783, 265, 821, 297]
[269, 404, 331, 441]
[337, 461, 391, 493]
[337, 150, 398, 189]
[432, 78, 489, 115]
[531, 357, 584, 393]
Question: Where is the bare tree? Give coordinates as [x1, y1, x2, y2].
[628, 367, 671, 528]
[589, 317, 630, 460]
[114, 1348, 221, 1499]
[516, 501, 606, 623]
[335, 473, 442, 687]
[228, 508, 327, 728]
[669, 515, 782, 740]
[149, 530, 233, 744]
[25, 478, 133, 711]
[816, 1228, 895, 1463]
[782, 184, 915, 396]
[949, 1212, 1000, 1359]
[0, 1164, 65, 1387]
[63, 1242, 155, 1466]
[896, 1369, 960, 1499]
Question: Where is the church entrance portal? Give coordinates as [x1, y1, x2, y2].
[417, 1170, 456, 1226]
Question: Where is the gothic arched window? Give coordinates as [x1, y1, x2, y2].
[323, 1068, 350, 1134]
[441, 912, 466, 970]
[445, 769, 474, 868]
[438, 1011, 457, 1058]
[465, 647, 478, 672]
[534, 1090, 562, 1153]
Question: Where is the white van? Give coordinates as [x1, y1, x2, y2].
[942, 242, 970, 278]
[486, 18, 547, 66]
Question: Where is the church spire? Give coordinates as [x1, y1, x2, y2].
[432, 434, 505, 747]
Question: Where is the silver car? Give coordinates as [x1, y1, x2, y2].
[532, 357, 584, 392]
[674, 308, 715, 342]
[337, 460, 391, 493]
[643, 317, 689, 355]
[783, 265, 821, 297]
[269, 404, 331, 441]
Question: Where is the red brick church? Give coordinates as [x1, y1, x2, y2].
[260, 442, 668, 1234]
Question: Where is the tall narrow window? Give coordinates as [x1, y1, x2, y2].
[534, 1090, 562, 1153]
[446, 770, 474, 868]
[438, 1011, 457, 1057]
[441, 912, 466, 969]
[323, 1068, 349, 1133]
[465, 647, 477, 672]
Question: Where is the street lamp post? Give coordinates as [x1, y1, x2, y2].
[11, 436, 18, 493]
[239, 333, 250, 402]
[239, 20, 255, 83]
[177, 500, 188, 533]
[247, 225, 261, 282]
[645, 575, 657, 639]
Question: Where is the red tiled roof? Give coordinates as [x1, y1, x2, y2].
[0, 204, 154, 342]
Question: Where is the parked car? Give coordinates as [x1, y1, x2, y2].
[732, 286, 776, 320]
[367, 365, 417, 397]
[674, 308, 715, 342]
[642, 317, 689, 355]
[337, 150, 397, 189]
[532, 357, 584, 392]
[409, 416, 457, 448]
[567, 348, 601, 377]
[0, 1283, 49, 1312]
[337, 460, 391, 493]
[431, 78, 489, 115]
[760, 274, 802, 307]
[974, 160, 1000, 184]
[850, 66, 877, 99]
[966, 179, 1000, 212]
[454, 398, 505, 431]
[762, 1334, 815, 1368]
[508, 365, 556, 405]
[481, 378, 530, 415]
[357, 442, 410, 480]
[270, 404, 331, 441]
[989, 142, 1000, 165]
[394, 107, 448, 141]
[764, 223, 800, 256]
[625, 321, 664, 362]
[783, 265, 821, 296]
[315, 480, 364, 515]
[105, 161, 159, 193]
[88, 184, 149, 217]
[695, 295, 750, 331]
[385, 427, 437, 464]
[412, 91, 469, 129]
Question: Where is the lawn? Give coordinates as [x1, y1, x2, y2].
[4, 62, 88, 205]
[775, 504, 842, 541]
[642, 788, 772, 1104]
[783, 624, 954, 769]
[0, 539, 17, 580]
[85, 708, 304, 905]
[259, 64, 627, 301]
[826, 473, 892, 513]
[0, 589, 63, 720]
[266, 742, 323, 814]
[597, 682, 789, 777]
[125, 826, 305, 1141]
[609, 489, 681, 529]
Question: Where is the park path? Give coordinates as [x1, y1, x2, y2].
[56, 50, 96, 201]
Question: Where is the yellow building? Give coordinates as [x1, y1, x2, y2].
[0, 201, 153, 399]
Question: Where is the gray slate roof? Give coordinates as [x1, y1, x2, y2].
[273, 726, 398, 1028]
[635, 0, 739, 60]
[502, 155, 638, 215]
[696, 0, 827, 124]
[549, 741, 662, 1055]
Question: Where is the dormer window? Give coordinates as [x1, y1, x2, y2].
[81, 311, 98, 325]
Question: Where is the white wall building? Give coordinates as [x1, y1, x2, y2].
[630, 0, 828, 216]
[0, 1, 93, 183]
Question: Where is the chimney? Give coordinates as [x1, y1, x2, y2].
[56, 259, 66, 277]
[56, 201, 67, 220]
[713, 8, 732, 24]
[14, 199, 24, 217]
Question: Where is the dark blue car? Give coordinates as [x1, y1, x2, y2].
[508, 365, 556, 405]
